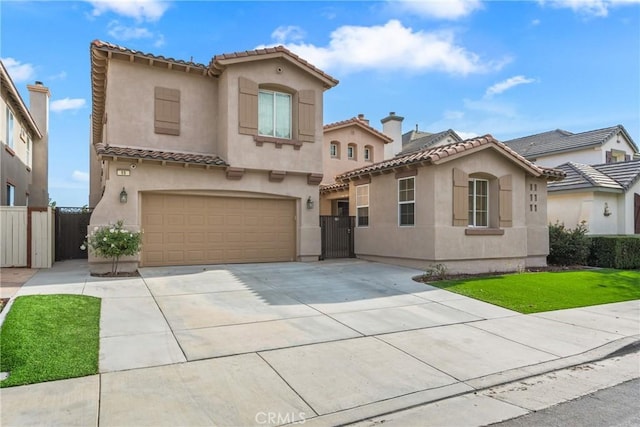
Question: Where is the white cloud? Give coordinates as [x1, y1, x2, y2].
[394, 0, 483, 19]
[1, 57, 36, 83]
[260, 20, 507, 75]
[88, 0, 170, 21]
[107, 20, 153, 39]
[271, 25, 306, 44]
[72, 170, 90, 183]
[538, 0, 640, 17]
[456, 130, 479, 140]
[531, 18, 541, 25]
[444, 110, 465, 120]
[485, 75, 536, 98]
[51, 98, 86, 112]
[48, 71, 68, 80]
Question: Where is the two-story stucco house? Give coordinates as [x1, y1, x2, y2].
[334, 135, 565, 274]
[89, 41, 338, 273]
[1, 60, 49, 207]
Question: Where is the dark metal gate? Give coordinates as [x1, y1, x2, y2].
[320, 215, 355, 259]
[55, 207, 93, 261]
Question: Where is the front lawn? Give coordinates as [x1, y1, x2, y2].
[428, 269, 640, 314]
[0, 294, 101, 387]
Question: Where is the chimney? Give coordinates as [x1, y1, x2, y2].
[357, 113, 369, 125]
[381, 111, 404, 159]
[27, 81, 50, 207]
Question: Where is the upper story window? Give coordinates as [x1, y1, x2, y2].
[6, 184, 15, 206]
[364, 146, 372, 162]
[347, 143, 357, 160]
[398, 177, 415, 226]
[26, 135, 32, 168]
[356, 184, 369, 227]
[330, 142, 339, 158]
[468, 178, 489, 227]
[258, 89, 291, 139]
[6, 107, 14, 149]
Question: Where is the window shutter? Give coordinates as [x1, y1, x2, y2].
[154, 87, 180, 135]
[297, 90, 316, 143]
[452, 168, 468, 226]
[499, 175, 513, 227]
[605, 150, 612, 163]
[238, 77, 258, 135]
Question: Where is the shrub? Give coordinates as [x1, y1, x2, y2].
[548, 221, 590, 266]
[83, 220, 141, 274]
[589, 236, 640, 269]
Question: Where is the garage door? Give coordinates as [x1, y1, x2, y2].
[141, 194, 296, 266]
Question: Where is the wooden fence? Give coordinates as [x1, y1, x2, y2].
[0, 206, 54, 268]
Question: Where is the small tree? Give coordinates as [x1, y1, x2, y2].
[83, 220, 141, 275]
[548, 221, 590, 266]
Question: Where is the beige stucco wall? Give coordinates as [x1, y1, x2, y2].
[534, 134, 637, 168]
[548, 189, 634, 235]
[105, 61, 219, 155]
[322, 125, 386, 184]
[1, 94, 34, 206]
[353, 146, 551, 274]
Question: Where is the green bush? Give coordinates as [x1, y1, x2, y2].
[589, 236, 640, 269]
[548, 221, 590, 266]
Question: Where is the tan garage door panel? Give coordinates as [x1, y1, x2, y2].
[141, 194, 296, 266]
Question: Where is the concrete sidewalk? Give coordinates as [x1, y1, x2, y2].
[1, 260, 638, 426]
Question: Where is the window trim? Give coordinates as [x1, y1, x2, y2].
[398, 177, 415, 227]
[6, 107, 14, 149]
[330, 142, 339, 158]
[364, 145, 372, 162]
[258, 89, 292, 140]
[6, 183, 15, 206]
[468, 178, 489, 227]
[356, 184, 369, 227]
[347, 143, 357, 160]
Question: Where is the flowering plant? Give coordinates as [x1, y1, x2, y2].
[82, 220, 141, 275]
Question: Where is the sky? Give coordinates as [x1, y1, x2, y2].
[2, 0, 639, 207]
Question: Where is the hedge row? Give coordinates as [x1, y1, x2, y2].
[589, 236, 640, 269]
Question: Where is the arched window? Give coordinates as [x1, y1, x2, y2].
[347, 143, 357, 160]
[330, 140, 341, 158]
[364, 145, 373, 162]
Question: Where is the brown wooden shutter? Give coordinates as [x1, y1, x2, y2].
[499, 175, 513, 228]
[297, 90, 316, 143]
[154, 87, 180, 135]
[238, 77, 258, 135]
[605, 150, 612, 163]
[452, 168, 469, 226]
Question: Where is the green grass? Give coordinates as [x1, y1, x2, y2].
[429, 269, 640, 314]
[0, 294, 101, 388]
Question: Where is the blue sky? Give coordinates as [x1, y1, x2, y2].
[2, 0, 639, 207]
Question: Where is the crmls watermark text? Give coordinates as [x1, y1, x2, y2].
[255, 411, 306, 424]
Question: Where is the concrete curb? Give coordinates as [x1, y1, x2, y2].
[299, 335, 640, 427]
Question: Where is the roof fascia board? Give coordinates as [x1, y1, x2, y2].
[325, 121, 393, 143]
[0, 63, 43, 138]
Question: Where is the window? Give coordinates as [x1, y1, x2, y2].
[26, 135, 32, 168]
[330, 142, 339, 158]
[258, 89, 291, 139]
[356, 184, 369, 227]
[468, 179, 488, 227]
[398, 177, 415, 226]
[364, 146, 372, 162]
[6, 107, 14, 149]
[347, 143, 357, 160]
[6, 184, 15, 206]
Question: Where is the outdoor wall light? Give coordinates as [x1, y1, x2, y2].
[603, 202, 611, 217]
[306, 196, 314, 210]
[119, 187, 128, 204]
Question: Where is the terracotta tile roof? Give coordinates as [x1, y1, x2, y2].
[91, 40, 209, 69]
[324, 116, 393, 143]
[210, 45, 338, 88]
[319, 182, 349, 194]
[336, 135, 565, 181]
[95, 143, 228, 167]
[503, 125, 639, 158]
[549, 159, 640, 192]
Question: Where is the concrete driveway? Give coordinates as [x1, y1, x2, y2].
[2, 259, 638, 426]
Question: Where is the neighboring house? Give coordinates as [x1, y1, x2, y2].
[401, 127, 463, 155]
[320, 114, 392, 215]
[503, 125, 638, 168]
[333, 135, 565, 274]
[548, 160, 640, 235]
[89, 40, 338, 273]
[0, 60, 49, 207]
